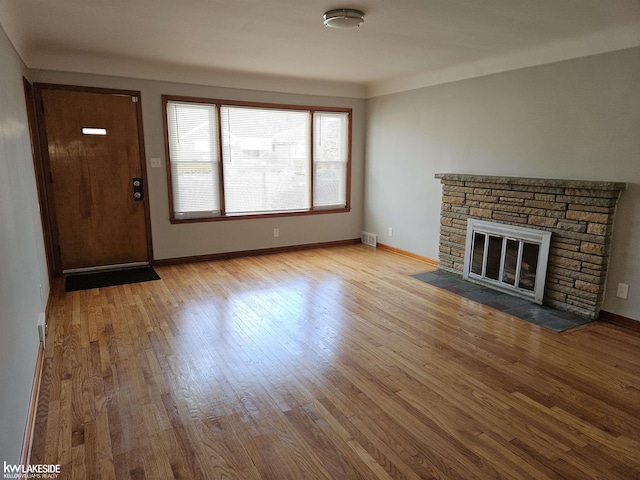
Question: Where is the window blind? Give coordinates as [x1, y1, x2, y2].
[220, 105, 310, 215]
[313, 111, 348, 208]
[166, 101, 220, 218]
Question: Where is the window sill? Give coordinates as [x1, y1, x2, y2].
[170, 207, 351, 224]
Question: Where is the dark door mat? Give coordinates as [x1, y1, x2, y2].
[65, 267, 160, 292]
[411, 270, 592, 332]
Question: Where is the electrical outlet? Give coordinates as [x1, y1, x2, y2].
[150, 157, 162, 168]
[388, 227, 393, 237]
[273, 228, 279, 238]
[616, 283, 629, 299]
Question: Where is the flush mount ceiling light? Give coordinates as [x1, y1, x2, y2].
[323, 8, 364, 28]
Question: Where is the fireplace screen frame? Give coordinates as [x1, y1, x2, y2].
[463, 219, 552, 304]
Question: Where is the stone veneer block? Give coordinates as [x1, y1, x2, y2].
[435, 173, 626, 319]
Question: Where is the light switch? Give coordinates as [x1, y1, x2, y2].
[150, 157, 162, 168]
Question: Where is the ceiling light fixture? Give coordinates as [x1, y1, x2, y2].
[323, 8, 364, 28]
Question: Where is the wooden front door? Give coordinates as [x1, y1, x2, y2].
[38, 86, 151, 273]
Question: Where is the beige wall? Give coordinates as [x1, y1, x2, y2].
[365, 47, 640, 321]
[0, 26, 50, 462]
[29, 70, 366, 260]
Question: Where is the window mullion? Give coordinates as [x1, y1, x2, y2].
[215, 104, 226, 216]
[309, 110, 314, 211]
[346, 111, 352, 209]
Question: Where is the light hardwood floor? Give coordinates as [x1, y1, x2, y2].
[31, 245, 640, 479]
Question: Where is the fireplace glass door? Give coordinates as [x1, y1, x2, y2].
[468, 230, 545, 298]
[465, 221, 550, 301]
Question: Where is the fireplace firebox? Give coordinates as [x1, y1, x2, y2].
[463, 220, 551, 303]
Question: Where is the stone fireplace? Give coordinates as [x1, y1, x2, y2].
[435, 174, 626, 319]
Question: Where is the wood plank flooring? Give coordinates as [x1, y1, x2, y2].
[30, 245, 640, 479]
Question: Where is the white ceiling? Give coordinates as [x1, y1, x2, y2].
[1, 0, 639, 97]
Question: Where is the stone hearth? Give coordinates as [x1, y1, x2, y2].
[435, 174, 626, 319]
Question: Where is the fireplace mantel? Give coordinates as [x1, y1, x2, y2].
[435, 173, 627, 319]
[435, 173, 626, 191]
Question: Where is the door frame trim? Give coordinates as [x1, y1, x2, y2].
[33, 83, 154, 276]
[23, 78, 55, 281]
